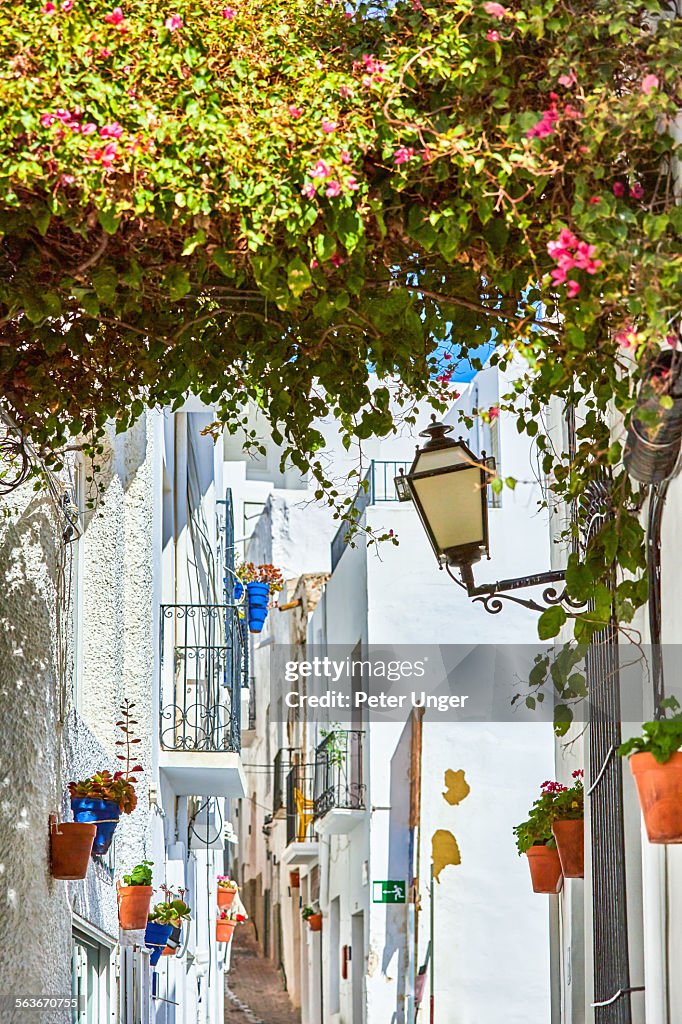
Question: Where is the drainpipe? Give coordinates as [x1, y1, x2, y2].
[641, 837, 668, 1024]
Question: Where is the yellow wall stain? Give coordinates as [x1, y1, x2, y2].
[431, 829, 461, 882]
[442, 768, 470, 806]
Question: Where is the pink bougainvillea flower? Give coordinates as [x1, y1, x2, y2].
[443, 353, 452, 360]
[288, 105, 303, 118]
[487, 29, 500, 41]
[482, 2, 507, 17]
[59, 174, 76, 186]
[612, 182, 626, 197]
[488, 405, 500, 420]
[86, 141, 119, 167]
[325, 180, 342, 197]
[104, 7, 125, 25]
[321, 119, 338, 134]
[339, 84, 353, 99]
[589, 195, 601, 205]
[301, 183, 317, 199]
[98, 48, 113, 58]
[100, 122, 123, 139]
[566, 280, 580, 298]
[310, 258, 319, 269]
[222, 6, 236, 17]
[80, 122, 97, 135]
[42, 1, 56, 12]
[563, 104, 582, 120]
[641, 74, 659, 94]
[339, 149, 351, 164]
[394, 145, 415, 165]
[62, 0, 74, 11]
[558, 70, 578, 88]
[615, 325, 639, 350]
[345, 175, 360, 192]
[165, 13, 183, 31]
[40, 113, 56, 127]
[630, 182, 644, 200]
[310, 159, 330, 179]
[330, 252, 345, 267]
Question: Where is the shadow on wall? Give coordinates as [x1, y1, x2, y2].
[81, 417, 149, 532]
[381, 718, 413, 1024]
[0, 490, 73, 993]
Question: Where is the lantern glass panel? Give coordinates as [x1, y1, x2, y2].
[411, 465, 485, 553]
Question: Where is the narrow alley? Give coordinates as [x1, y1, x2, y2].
[225, 924, 300, 1024]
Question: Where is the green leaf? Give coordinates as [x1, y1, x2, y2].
[538, 605, 567, 640]
[164, 266, 192, 301]
[287, 256, 312, 298]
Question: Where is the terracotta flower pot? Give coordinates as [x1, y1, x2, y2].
[289, 869, 300, 889]
[217, 888, 237, 909]
[117, 883, 153, 930]
[525, 845, 563, 894]
[306, 913, 322, 932]
[630, 751, 682, 843]
[216, 919, 236, 943]
[50, 820, 96, 880]
[552, 820, 584, 879]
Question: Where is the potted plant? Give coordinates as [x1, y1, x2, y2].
[551, 771, 585, 879]
[117, 861, 153, 930]
[624, 350, 682, 484]
[513, 782, 564, 894]
[69, 700, 142, 855]
[49, 815, 97, 880]
[145, 902, 175, 966]
[160, 892, 191, 956]
[236, 562, 284, 633]
[217, 876, 239, 909]
[302, 905, 322, 931]
[216, 906, 246, 943]
[619, 699, 682, 843]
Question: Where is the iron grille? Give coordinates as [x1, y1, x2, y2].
[286, 764, 318, 846]
[585, 482, 632, 1024]
[313, 730, 365, 820]
[158, 603, 243, 752]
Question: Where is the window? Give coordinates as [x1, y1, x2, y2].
[71, 923, 114, 1024]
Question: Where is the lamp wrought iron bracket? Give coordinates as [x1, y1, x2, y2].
[446, 563, 585, 615]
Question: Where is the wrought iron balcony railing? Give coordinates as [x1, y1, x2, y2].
[286, 764, 318, 846]
[159, 604, 244, 753]
[330, 461, 410, 571]
[313, 730, 366, 820]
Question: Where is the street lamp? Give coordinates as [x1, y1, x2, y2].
[396, 416, 569, 614]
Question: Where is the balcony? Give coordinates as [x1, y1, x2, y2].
[313, 730, 366, 835]
[282, 764, 319, 865]
[158, 603, 246, 798]
[331, 461, 410, 571]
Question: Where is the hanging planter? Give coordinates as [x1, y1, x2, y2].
[619, 711, 682, 843]
[235, 563, 284, 633]
[624, 350, 682, 484]
[117, 861, 154, 929]
[302, 906, 322, 931]
[68, 701, 143, 856]
[233, 580, 244, 601]
[49, 817, 96, 880]
[526, 846, 564, 894]
[552, 820, 584, 879]
[144, 922, 173, 966]
[70, 797, 121, 855]
[217, 876, 239, 909]
[513, 777, 586, 894]
[216, 919, 237, 943]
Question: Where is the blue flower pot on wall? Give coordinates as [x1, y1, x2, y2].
[246, 581, 270, 633]
[233, 580, 244, 601]
[144, 922, 173, 966]
[70, 798, 120, 856]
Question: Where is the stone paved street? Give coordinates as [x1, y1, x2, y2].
[225, 924, 300, 1024]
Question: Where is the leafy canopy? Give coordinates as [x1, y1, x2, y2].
[1, 0, 680, 640]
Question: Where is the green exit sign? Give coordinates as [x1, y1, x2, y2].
[372, 880, 406, 904]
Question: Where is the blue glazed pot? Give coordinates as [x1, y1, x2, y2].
[71, 798, 120, 856]
[144, 922, 173, 966]
[246, 581, 270, 633]
[233, 580, 244, 600]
